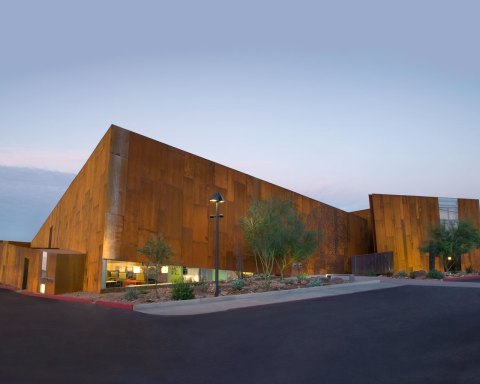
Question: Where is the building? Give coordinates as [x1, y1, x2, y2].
[369, 193, 480, 273]
[1, 125, 479, 294]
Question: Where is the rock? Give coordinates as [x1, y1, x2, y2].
[412, 270, 427, 279]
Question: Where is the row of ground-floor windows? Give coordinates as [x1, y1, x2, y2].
[102, 260, 239, 289]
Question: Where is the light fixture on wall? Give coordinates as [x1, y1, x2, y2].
[209, 192, 224, 297]
[133, 266, 142, 274]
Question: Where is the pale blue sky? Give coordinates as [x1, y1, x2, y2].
[1, 0, 479, 240]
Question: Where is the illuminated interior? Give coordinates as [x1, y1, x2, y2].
[105, 260, 151, 288]
[104, 260, 240, 288]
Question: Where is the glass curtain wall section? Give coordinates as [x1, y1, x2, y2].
[438, 197, 458, 228]
[438, 197, 460, 271]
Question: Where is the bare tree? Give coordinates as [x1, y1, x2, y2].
[137, 234, 174, 296]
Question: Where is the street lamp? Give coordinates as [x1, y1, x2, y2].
[209, 192, 224, 297]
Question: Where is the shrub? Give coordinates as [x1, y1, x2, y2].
[466, 265, 474, 274]
[394, 270, 407, 278]
[231, 279, 245, 291]
[171, 281, 195, 300]
[427, 269, 444, 279]
[307, 279, 324, 287]
[409, 271, 416, 279]
[124, 289, 139, 301]
[297, 272, 308, 283]
[192, 277, 206, 287]
[170, 275, 184, 284]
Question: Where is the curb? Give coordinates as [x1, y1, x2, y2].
[0, 286, 133, 310]
[134, 279, 383, 314]
[443, 275, 480, 282]
[4, 280, 382, 315]
[0, 284, 17, 292]
[95, 300, 134, 310]
[19, 290, 93, 303]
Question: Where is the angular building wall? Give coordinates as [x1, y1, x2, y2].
[458, 198, 480, 271]
[348, 211, 373, 266]
[370, 194, 440, 272]
[31, 128, 114, 292]
[28, 124, 371, 293]
[107, 127, 367, 278]
[370, 194, 480, 272]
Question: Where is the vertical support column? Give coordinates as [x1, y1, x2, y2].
[40, 251, 48, 294]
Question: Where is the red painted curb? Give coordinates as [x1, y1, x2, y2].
[20, 291, 94, 304]
[1, 286, 133, 310]
[0, 285, 17, 292]
[95, 300, 133, 310]
[443, 275, 480, 282]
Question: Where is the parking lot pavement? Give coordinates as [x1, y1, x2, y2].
[2, 284, 480, 384]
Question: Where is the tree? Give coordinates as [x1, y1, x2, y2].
[278, 219, 318, 280]
[420, 220, 480, 272]
[240, 199, 319, 288]
[137, 234, 174, 296]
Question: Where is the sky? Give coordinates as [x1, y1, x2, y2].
[1, 0, 479, 241]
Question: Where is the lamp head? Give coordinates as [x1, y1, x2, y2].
[209, 192, 225, 203]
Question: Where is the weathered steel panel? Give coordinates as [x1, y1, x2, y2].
[370, 194, 440, 272]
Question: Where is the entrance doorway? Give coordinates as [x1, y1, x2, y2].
[444, 255, 461, 273]
[22, 258, 29, 290]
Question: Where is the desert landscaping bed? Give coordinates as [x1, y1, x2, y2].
[60, 275, 350, 305]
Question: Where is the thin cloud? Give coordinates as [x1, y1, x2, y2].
[0, 147, 87, 173]
[0, 166, 74, 241]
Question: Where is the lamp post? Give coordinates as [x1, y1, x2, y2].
[209, 192, 224, 297]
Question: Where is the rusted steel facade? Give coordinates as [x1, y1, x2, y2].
[370, 194, 480, 272]
[25, 125, 370, 292]
[2, 125, 479, 293]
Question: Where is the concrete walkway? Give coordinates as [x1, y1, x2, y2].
[134, 276, 480, 316]
[134, 279, 388, 315]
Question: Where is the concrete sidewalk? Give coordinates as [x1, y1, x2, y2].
[134, 279, 392, 316]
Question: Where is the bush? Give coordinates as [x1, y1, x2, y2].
[192, 277, 206, 287]
[124, 289, 139, 301]
[466, 265, 474, 274]
[307, 279, 324, 287]
[231, 279, 245, 291]
[394, 270, 408, 278]
[171, 281, 195, 300]
[297, 272, 308, 283]
[427, 269, 444, 279]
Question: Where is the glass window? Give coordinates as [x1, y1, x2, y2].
[438, 197, 458, 228]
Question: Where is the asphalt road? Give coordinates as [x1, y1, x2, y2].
[1, 285, 480, 384]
